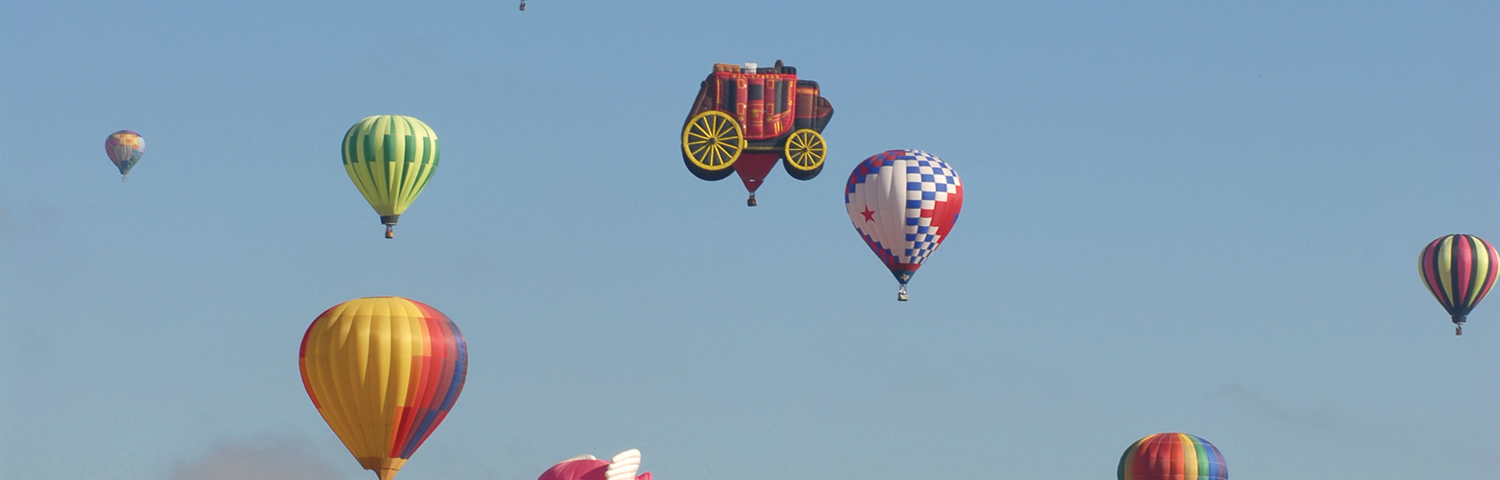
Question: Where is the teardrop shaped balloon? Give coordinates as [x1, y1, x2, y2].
[342, 115, 441, 238]
[1118, 433, 1227, 480]
[105, 130, 145, 181]
[844, 149, 963, 301]
[1419, 234, 1498, 335]
[300, 296, 468, 480]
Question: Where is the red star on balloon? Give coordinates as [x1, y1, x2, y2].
[860, 206, 876, 222]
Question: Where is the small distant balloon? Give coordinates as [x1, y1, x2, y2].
[1419, 234, 1498, 335]
[1118, 433, 1227, 480]
[844, 149, 963, 301]
[538, 449, 651, 480]
[105, 130, 144, 181]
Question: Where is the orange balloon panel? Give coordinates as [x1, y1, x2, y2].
[299, 297, 467, 480]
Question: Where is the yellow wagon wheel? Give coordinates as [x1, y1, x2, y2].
[682, 111, 744, 172]
[782, 129, 826, 180]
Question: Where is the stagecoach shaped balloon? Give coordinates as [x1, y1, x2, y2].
[300, 296, 468, 480]
[105, 130, 145, 181]
[539, 449, 652, 480]
[342, 115, 441, 238]
[1419, 234, 1498, 335]
[845, 149, 964, 301]
[1118, 433, 1227, 480]
[681, 60, 834, 206]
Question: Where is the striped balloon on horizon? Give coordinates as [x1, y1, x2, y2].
[342, 115, 441, 238]
[1118, 433, 1226, 480]
[300, 296, 468, 480]
[1419, 234, 1498, 335]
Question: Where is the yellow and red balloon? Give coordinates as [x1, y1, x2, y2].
[299, 296, 468, 480]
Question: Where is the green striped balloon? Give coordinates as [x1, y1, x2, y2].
[341, 115, 440, 238]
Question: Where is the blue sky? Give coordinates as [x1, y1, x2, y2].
[2, 1, 1498, 479]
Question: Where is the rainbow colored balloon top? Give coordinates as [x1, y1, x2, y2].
[1419, 234, 1497, 334]
[1118, 433, 1226, 480]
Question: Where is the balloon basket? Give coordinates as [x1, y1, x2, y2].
[385, 226, 394, 239]
[897, 286, 908, 302]
[747, 194, 757, 207]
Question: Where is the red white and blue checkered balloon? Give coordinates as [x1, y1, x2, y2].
[845, 149, 964, 293]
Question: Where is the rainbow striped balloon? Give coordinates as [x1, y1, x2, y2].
[1118, 433, 1226, 480]
[1419, 234, 1498, 335]
[300, 297, 468, 480]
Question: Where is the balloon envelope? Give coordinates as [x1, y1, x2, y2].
[540, 458, 612, 480]
[1118, 433, 1227, 480]
[1419, 234, 1498, 333]
[299, 296, 467, 480]
[844, 149, 963, 293]
[539, 449, 651, 480]
[105, 130, 144, 179]
[341, 115, 441, 237]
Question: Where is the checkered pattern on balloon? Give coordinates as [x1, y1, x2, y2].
[845, 150, 963, 300]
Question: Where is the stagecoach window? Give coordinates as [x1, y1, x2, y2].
[775, 80, 789, 114]
[719, 78, 736, 112]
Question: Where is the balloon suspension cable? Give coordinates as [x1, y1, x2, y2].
[747, 193, 757, 207]
[897, 285, 908, 302]
[385, 225, 394, 239]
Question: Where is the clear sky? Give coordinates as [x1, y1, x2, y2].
[2, 1, 1498, 479]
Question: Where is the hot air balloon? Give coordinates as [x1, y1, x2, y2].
[300, 296, 468, 480]
[1118, 433, 1227, 480]
[681, 60, 833, 206]
[105, 130, 145, 181]
[539, 449, 652, 480]
[1419, 234, 1498, 335]
[844, 149, 963, 301]
[342, 115, 441, 238]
